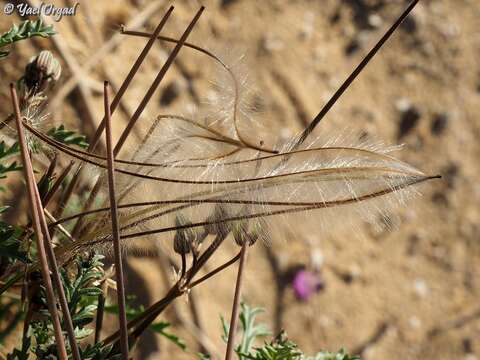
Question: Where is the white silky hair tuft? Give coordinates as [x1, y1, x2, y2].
[24, 44, 436, 259]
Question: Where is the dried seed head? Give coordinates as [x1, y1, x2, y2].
[232, 220, 259, 247]
[204, 205, 231, 238]
[22, 50, 61, 94]
[173, 215, 197, 255]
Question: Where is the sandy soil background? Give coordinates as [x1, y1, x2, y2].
[0, 0, 479, 359]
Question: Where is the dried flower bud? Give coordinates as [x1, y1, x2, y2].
[23, 50, 61, 93]
[232, 220, 259, 247]
[173, 215, 197, 255]
[204, 205, 231, 238]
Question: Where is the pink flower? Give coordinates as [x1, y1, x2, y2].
[292, 270, 324, 301]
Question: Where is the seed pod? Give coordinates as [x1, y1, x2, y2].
[23, 50, 62, 93]
[232, 220, 259, 247]
[204, 205, 231, 238]
[173, 215, 197, 255]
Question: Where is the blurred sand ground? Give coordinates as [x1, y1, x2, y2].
[0, 0, 479, 359]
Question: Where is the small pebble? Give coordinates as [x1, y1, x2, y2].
[345, 38, 360, 56]
[368, 14, 383, 28]
[260, 35, 285, 53]
[221, 0, 238, 7]
[431, 113, 448, 135]
[401, 16, 418, 34]
[395, 98, 412, 112]
[299, 11, 315, 40]
[442, 163, 459, 189]
[310, 248, 324, 270]
[409, 316, 422, 329]
[159, 81, 181, 106]
[413, 279, 429, 298]
[397, 105, 421, 139]
[463, 338, 473, 354]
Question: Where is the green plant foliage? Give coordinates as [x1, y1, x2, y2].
[150, 322, 187, 351]
[0, 216, 27, 264]
[0, 141, 20, 159]
[239, 331, 302, 360]
[0, 20, 55, 59]
[5, 255, 106, 358]
[80, 342, 120, 360]
[59, 254, 104, 330]
[0, 141, 21, 191]
[0, 206, 27, 269]
[306, 349, 360, 360]
[212, 303, 360, 360]
[221, 303, 271, 358]
[47, 125, 89, 149]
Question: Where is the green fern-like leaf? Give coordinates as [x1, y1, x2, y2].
[0, 219, 26, 263]
[306, 349, 360, 360]
[212, 304, 360, 360]
[47, 125, 89, 149]
[0, 141, 21, 191]
[0, 19, 55, 59]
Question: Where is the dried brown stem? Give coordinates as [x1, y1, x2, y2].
[113, 6, 205, 155]
[49, 0, 167, 112]
[120, 30, 278, 155]
[104, 81, 129, 360]
[33, 183, 81, 360]
[103, 232, 229, 346]
[71, 6, 204, 239]
[94, 6, 175, 155]
[23, 120, 418, 171]
[94, 291, 106, 344]
[294, 0, 420, 147]
[12, 107, 81, 357]
[44, 209, 74, 242]
[10, 84, 68, 360]
[43, 161, 73, 207]
[22, 125, 428, 185]
[55, 7, 175, 218]
[225, 242, 248, 360]
[27, 0, 98, 135]
[188, 251, 241, 289]
[114, 175, 439, 243]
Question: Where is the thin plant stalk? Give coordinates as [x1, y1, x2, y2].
[103, 232, 230, 346]
[94, 292, 105, 344]
[120, 1, 420, 151]
[55, 6, 175, 218]
[100, 0, 427, 347]
[33, 183, 82, 360]
[104, 81, 129, 360]
[92, 6, 176, 153]
[189, 251, 241, 289]
[295, 0, 420, 147]
[9, 84, 68, 360]
[225, 242, 249, 360]
[71, 6, 205, 238]
[11, 96, 81, 358]
[114, 6, 205, 155]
